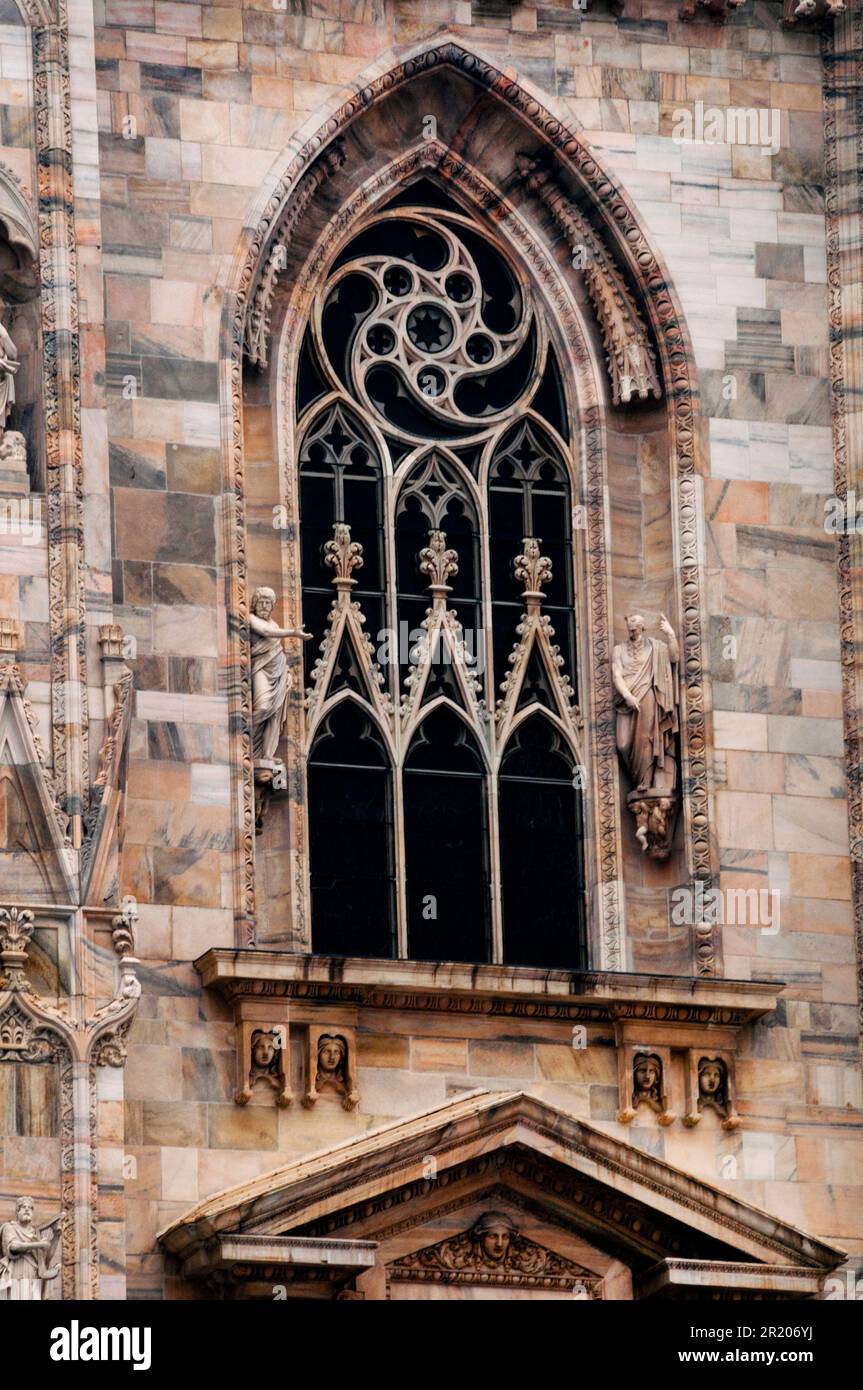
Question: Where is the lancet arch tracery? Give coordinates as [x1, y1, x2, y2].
[288, 177, 589, 969]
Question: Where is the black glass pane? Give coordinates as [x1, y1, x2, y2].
[404, 709, 490, 963]
[308, 703, 395, 959]
[499, 719, 584, 969]
[297, 327, 329, 415]
[531, 347, 569, 441]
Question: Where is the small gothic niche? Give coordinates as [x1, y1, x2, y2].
[303, 1024, 358, 1111]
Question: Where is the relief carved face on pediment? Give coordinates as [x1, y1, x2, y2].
[387, 1211, 600, 1295]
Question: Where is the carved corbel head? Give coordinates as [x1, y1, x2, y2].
[617, 1043, 675, 1126]
[235, 1020, 291, 1108]
[303, 1024, 358, 1111]
[684, 1050, 740, 1130]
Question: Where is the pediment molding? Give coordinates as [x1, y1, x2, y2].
[159, 1090, 844, 1288]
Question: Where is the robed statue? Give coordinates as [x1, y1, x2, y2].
[612, 612, 680, 856]
[0, 317, 18, 434]
[0, 1197, 63, 1300]
[249, 586, 310, 761]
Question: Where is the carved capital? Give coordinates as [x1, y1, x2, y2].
[97, 623, 126, 661]
[0, 617, 21, 654]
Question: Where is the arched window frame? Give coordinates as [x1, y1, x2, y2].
[286, 174, 592, 966]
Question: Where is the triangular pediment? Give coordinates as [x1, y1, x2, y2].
[158, 1089, 844, 1298]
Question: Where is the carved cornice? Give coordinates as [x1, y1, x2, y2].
[196, 949, 780, 1029]
[159, 1090, 844, 1275]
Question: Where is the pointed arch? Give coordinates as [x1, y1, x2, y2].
[222, 38, 716, 977]
[306, 696, 396, 959]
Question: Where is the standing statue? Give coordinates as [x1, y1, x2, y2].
[612, 611, 680, 856]
[0, 1197, 63, 1300]
[249, 586, 310, 761]
[0, 318, 18, 434]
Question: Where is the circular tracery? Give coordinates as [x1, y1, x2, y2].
[314, 206, 543, 444]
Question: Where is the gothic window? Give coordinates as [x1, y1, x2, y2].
[298, 181, 587, 968]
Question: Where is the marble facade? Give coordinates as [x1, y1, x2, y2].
[0, 0, 860, 1301]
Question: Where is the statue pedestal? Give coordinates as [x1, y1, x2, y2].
[626, 788, 677, 859]
[0, 431, 29, 496]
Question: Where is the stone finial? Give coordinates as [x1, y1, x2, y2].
[419, 530, 459, 602]
[513, 538, 552, 614]
[323, 522, 364, 593]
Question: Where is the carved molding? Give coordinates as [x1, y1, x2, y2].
[244, 142, 346, 368]
[35, 6, 90, 838]
[822, 6, 863, 1066]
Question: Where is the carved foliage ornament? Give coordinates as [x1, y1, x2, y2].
[389, 1211, 599, 1293]
[515, 153, 661, 407]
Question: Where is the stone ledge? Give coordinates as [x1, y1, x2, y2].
[196, 950, 781, 1029]
[183, 1233, 378, 1282]
[637, 1258, 826, 1300]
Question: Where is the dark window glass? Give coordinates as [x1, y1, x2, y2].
[308, 701, 395, 958]
[499, 717, 585, 970]
[404, 707, 491, 963]
[488, 421, 576, 701]
[299, 405, 385, 682]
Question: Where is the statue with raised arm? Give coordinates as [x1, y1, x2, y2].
[0, 317, 19, 435]
[249, 586, 311, 762]
[612, 611, 680, 856]
[0, 1197, 63, 1300]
